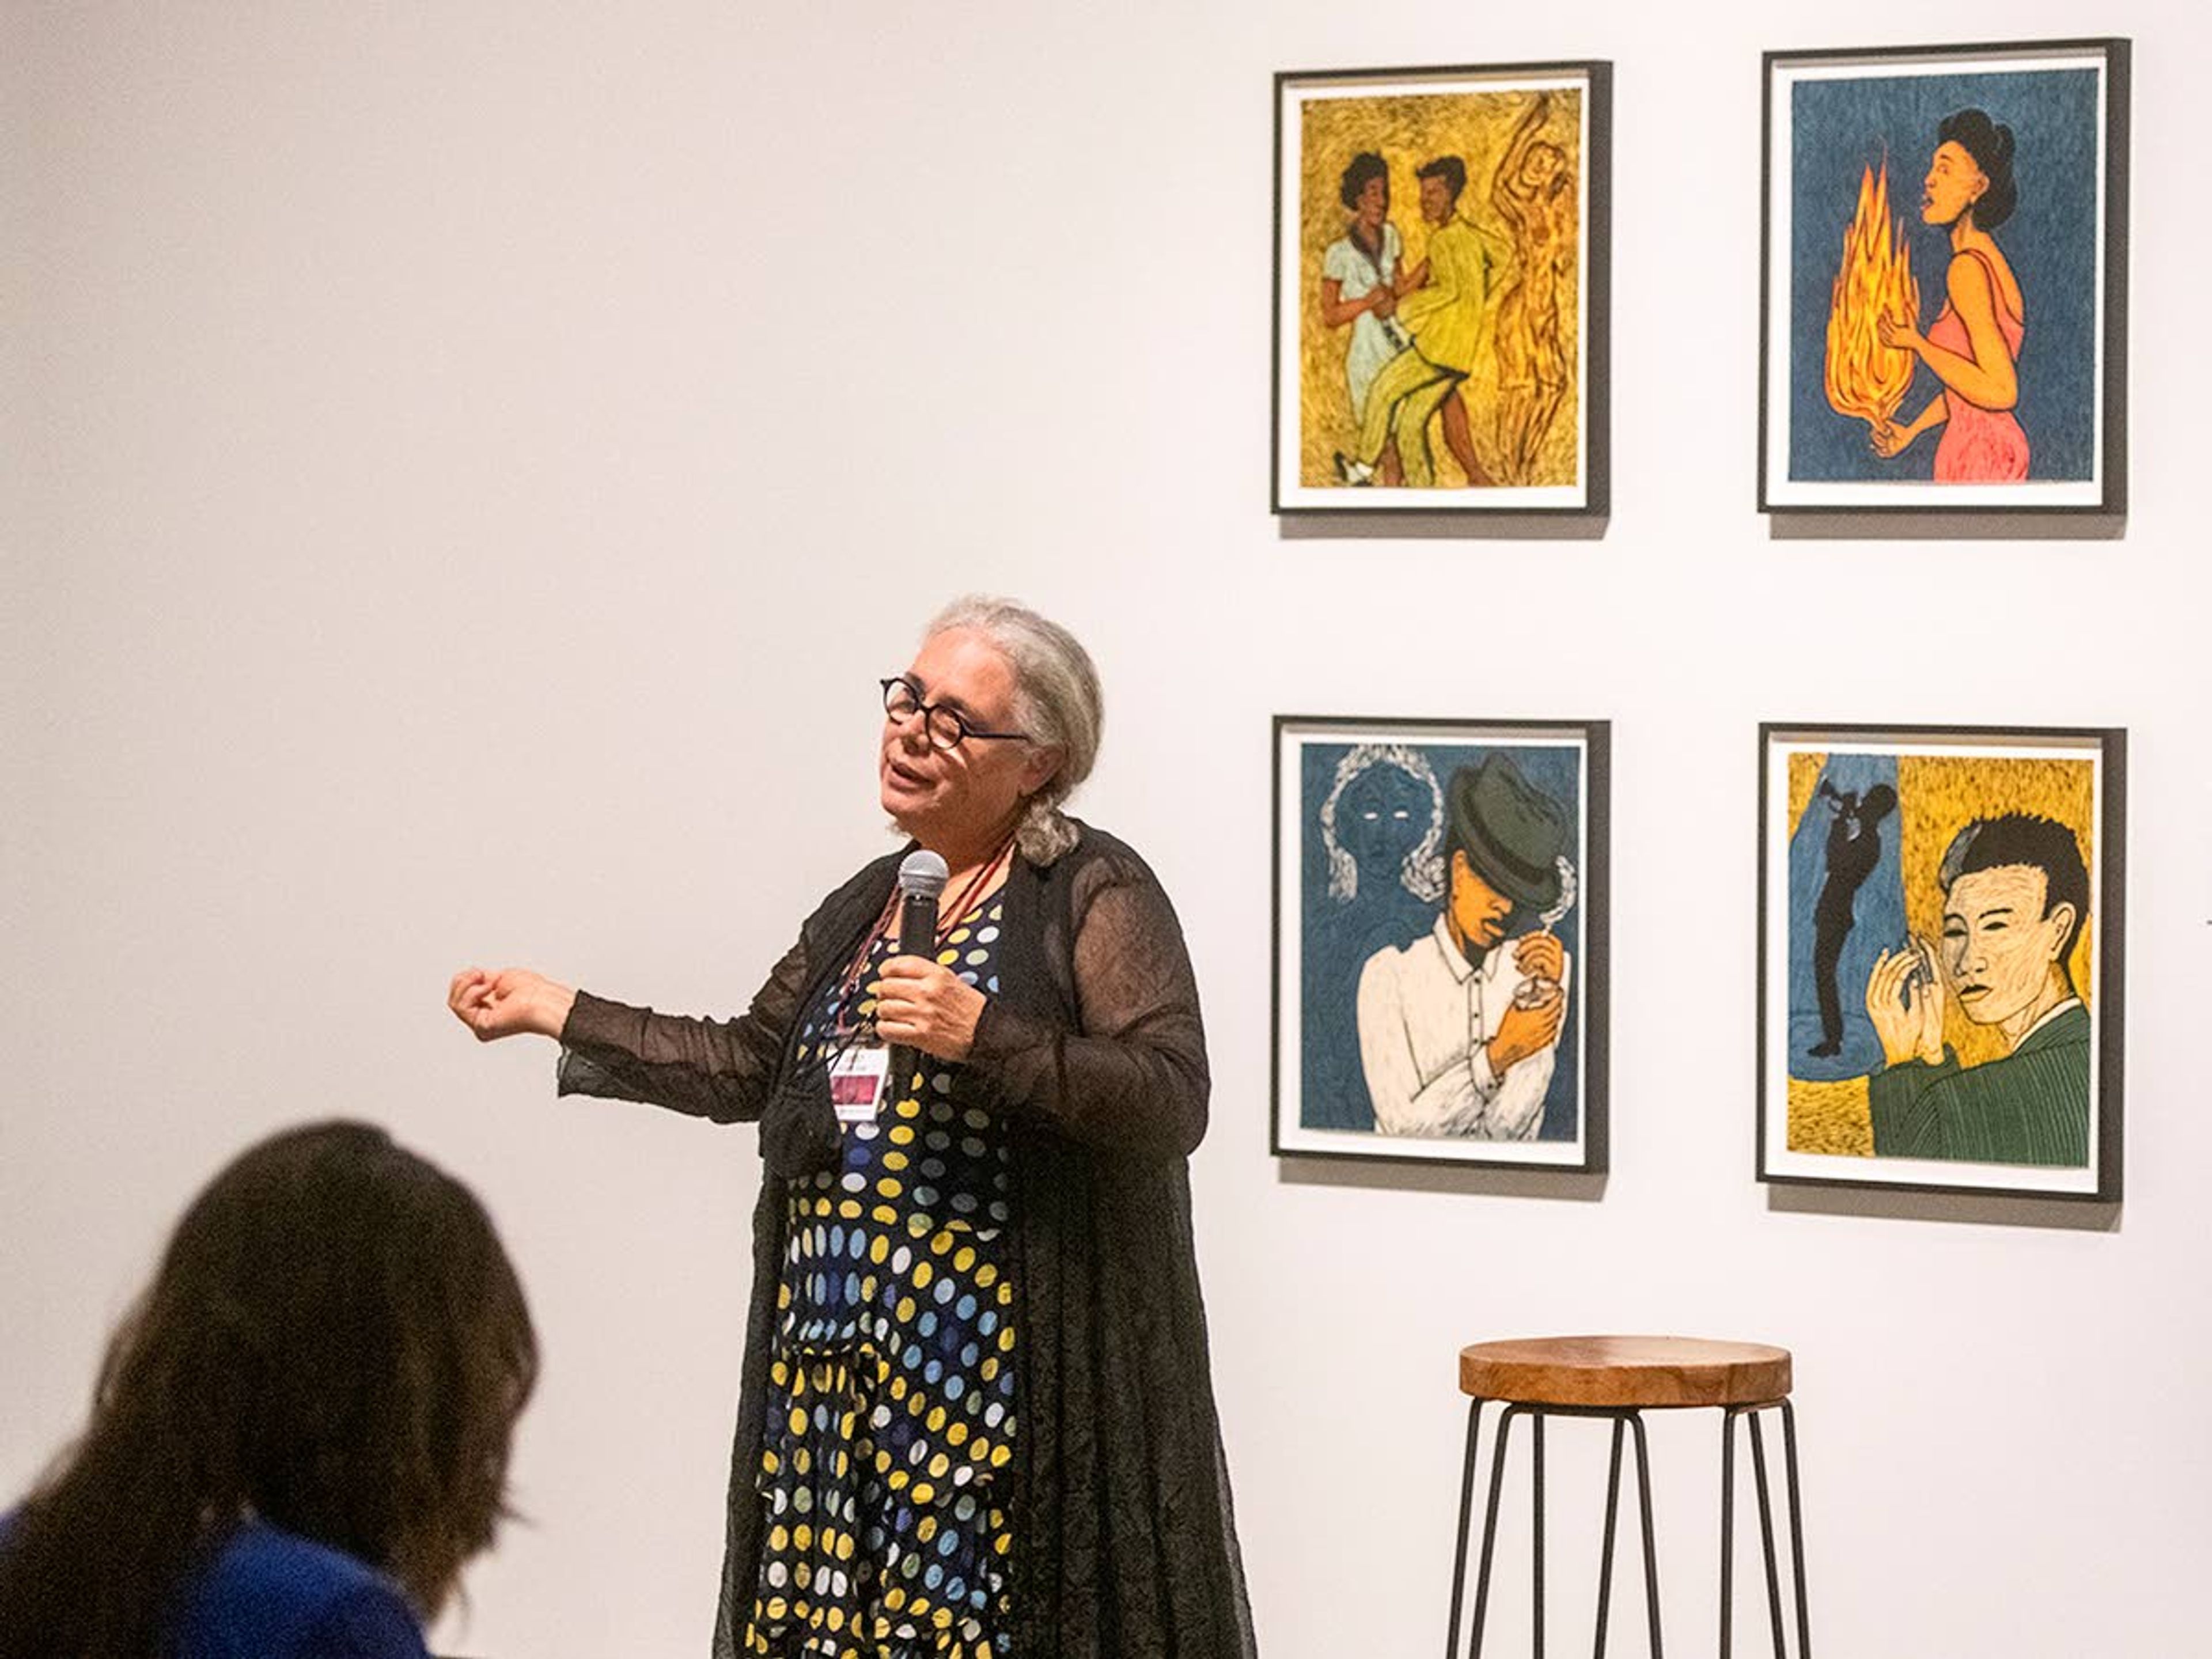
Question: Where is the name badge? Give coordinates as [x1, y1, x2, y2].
[828, 1046, 891, 1126]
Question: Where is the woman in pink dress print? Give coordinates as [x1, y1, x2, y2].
[1872, 109, 2029, 481]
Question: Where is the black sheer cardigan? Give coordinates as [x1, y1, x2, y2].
[554, 822, 1258, 1659]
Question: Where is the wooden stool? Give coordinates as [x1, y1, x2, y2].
[1445, 1336, 1810, 1658]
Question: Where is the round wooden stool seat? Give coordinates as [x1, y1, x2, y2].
[1458, 1335, 1793, 1410]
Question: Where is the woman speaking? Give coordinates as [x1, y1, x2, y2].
[450, 597, 1255, 1659]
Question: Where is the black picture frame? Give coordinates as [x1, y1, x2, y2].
[1271, 61, 1612, 517]
[1758, 37, 2130, 516]
[1756, 722, 2124, 1202]
[1271, 715, 1610, 1172]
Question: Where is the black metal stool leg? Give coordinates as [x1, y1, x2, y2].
[1469, 1406, 1524, 1657]
[1781, 1401, 1812, 1659]
[1628, 1412, 1662, 1659]
[1448, 1398, 1490, 1659]
[1592, 1418, 1625, 1659]
[1532, 1413, 1547, 1659]
[1747, 1412, 1787, 1657]
[1719, 1411, 1736, 1659]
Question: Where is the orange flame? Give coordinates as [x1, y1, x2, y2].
[1823, 162, 1920, 426]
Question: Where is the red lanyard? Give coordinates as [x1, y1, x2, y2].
[834, 838, 1013, 1017]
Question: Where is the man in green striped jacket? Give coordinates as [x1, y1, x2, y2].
[1862, 813, 2093, 1166]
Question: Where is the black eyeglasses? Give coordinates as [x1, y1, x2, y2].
[881, 677, 1031, 751]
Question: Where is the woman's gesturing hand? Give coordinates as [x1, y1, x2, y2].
[448, 967, 578, 1043]
[872, 956, 986, 1063]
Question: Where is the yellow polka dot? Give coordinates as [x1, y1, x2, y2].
[975, 1263, 998, 1287]
[954, 1245, 976, 1271]
[937, 949, 959, 965]
[872, 1205, 898, 1225]
[918, 1516, 940, 1542]
[763, 1449, 781, 1472]
[788, 1408, 808, 1435]
[793, 1522, 812, 1551]
[991, 1444, 1012, 1468]
[946, 1422, 969, 1445]
[839, 1200, 862, 1219]
[896, 1100, 921, 1119]
[896, 1297, 916, 1323]
[999, 1327, 1016, 1351]
[870, 1235, 889, 1263]
[889, 1469, 910, 1490]
[929, 1452, 949, 1478]
[770, 1525, 789, 1551]
[981, 1357, 1000, 1382]
[926, 1406, 946, 1432]
[885, 1587, 906, 1611]
[931, 1229, 957, 1255]
[766, 1597, 787, 1620]
[876, 1177, 903, 1198]
[889, 1124, 916, 1145]
[913, 1262, 934, 1289]
[912, 1482, 936, 1503]
[884, 1151, 910, 1171]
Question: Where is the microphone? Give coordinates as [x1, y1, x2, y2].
[888, 849, 949, 1098]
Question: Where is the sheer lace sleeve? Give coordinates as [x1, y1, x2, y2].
[554, 934, 812, 1124]
[965, 860, 1209, 1161]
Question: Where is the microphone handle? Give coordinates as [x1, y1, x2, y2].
[887, 892, 939, 1099]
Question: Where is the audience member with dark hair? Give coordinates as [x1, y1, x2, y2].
[0, 1121, 537, 1659]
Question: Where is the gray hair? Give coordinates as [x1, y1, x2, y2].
[1319, 743, 1445, 904]
[926, 596, 1103, 865]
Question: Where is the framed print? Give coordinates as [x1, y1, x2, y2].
[1271, 62, 1611, 516]
[1759, 724, 2125, 1200]
[1759, 39, 2129, 513]
[1272, 717, 1608, 1171]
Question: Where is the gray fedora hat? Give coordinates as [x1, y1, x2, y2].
[1445, 755, 1570, 912]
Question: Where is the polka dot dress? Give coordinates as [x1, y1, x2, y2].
[744, 895, 1016, 1659]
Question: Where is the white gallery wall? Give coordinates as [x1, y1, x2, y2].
[5, 2, 2207, 1655]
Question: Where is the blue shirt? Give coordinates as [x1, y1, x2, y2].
[1, 1514, 432, 1659]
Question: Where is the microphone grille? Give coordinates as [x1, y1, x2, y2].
[897, 849, 950, 898]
